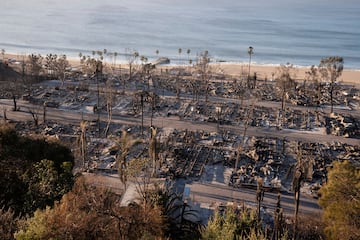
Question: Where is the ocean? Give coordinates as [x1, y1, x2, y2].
[1, 0, 359, 68]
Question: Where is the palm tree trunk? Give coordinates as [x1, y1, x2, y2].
[293, 170, 302, 240]
[330, 84, 334, 113]
[293, 189, 300, 240]
[141, 94, 144, 137]
[281, 92, 285, 112]
[12, 95, 17, 111]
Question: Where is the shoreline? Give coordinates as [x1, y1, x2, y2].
[2, 52, 359, 85]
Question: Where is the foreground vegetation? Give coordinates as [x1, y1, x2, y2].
[0, 124, 74, 216]
[319, 161, 360, 240]
[0, 124, 358, 239]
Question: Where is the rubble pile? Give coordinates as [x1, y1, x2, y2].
[325, 113, 360, 138]
[157, 129, 228, 178]
[228, 137, 288, 190]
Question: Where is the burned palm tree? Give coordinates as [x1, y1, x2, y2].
[104, 77, 114, 137]
[247, 46, 254, 88]
[149, 126, 158, 177]
[95, 60, 103, 136]
[103, 48, 107, 65]
[125, 49, 139, 91]
[113, 51, 118, 69]
[273, 193, 285, 240]
[285, 142, 314, 240]
[111, 130, 141, 189]
[178, 48, 182, 65]
[77, 120, 88, 170]
[256, 177, 264, 221]
[149, 92, 158, 127]
[186, 49, 191, 68]
[1, 49, 5, 61]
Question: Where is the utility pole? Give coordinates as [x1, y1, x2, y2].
[141, 93, 144, 138]
[96, 60, 102, 137]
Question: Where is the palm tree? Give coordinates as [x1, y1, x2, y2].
[273, 193, 285, 240]
[134, 51, 139, 59]
[178, 48, 182, 65]
[150, 93, 157, 126]
[149, 126, 158, 177]
[78, 120, 88, 170]
[140, 55, 148, 64]
[141, 93, 144, 136]
[103, 49, 107, 66]
[186, 49, 191, 73]
[78, 53, 83, 72]
[1, 49, 6, 61]
[155, 49, 159, 58]
[283, 143, 314, 240]
[104, 78, 114, 137]
[99, 52, 104, 61]
[111, 130, 141, 189]
[114, 52, 118, 66]
[256, 177, 264, 221]
[247, 46, 254, 88]
[126, 49, 139, 87]
[140, 56, 149, 89]
[92, 59, 103, 136]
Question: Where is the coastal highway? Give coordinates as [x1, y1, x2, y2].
[0, 99, 359, 146]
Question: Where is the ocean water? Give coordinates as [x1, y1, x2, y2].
[1, 0, 360, 68]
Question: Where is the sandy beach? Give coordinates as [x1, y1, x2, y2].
[216, 63, 360, 86]
[3, 52, 359, 85]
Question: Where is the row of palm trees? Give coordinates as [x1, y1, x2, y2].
[77, 46, 254, 67]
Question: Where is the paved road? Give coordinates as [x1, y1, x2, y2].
[1, 99, 359, 146]
[185, 181, 321, 216]
[81, 172, 321, 218]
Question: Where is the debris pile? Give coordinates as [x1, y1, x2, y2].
[326, 113, 360, 138]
